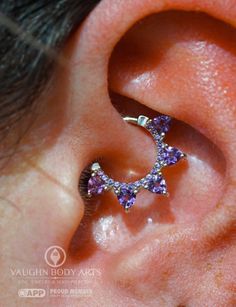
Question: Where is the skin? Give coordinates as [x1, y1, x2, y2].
[0, 0, 236, 306]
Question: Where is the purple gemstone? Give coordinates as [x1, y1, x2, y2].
[147, 115, 171, 134]
[117, 186, 136, 209]
[154, 134, 161, 141]
[161, 146, 184, 165]
[88, 174, 106, 195]
[134, 181, 141, 188]
[102, 175, 108, 181]
[108, 179, 114, 185]
[147, 175, 167, 194]
[151, 168, 158, 175]
[114, 182, 120, 188]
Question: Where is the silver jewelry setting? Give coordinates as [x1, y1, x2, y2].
[87, 115, 186, 211]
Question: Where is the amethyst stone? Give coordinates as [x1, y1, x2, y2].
[147, 175, 167, 194]
[161, 146, 184, 166]
[88, 174, 106, 195]
[117, 186, 136, 209]
[147, 115, 171, 134]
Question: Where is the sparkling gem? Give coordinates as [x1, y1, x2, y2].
[114, 182, 120, 188]
[102, 175, 108, 181]
[154, 162, 161, 169]
[134, 181, 141, 188]
[151, 168, 158, 175]
[146, 175, 167, 194]
[97, 170, 104, 176]
[154, 134, 161, 141]
[147, 115, 171, 134]
[108, 179, 114, 185]
[161, 146, 184, 165]
[88, 174, 106, 195]
[117, 186, 136, 209]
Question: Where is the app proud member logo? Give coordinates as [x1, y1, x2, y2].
[44, 246, 66, 268]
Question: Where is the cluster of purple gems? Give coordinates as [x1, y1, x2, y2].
[87, 115, 186, 211]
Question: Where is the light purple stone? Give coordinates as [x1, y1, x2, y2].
[117, 186, 136, 209]
[134, 181, 141, 188]
[154, 134, 162, 141]
[154, 162, 161, 169]
[114, 182, 120, 188]
[161, 146, 184, 166]
[108, 179, 114, 185]
[88, 174, 106, 195]
[102, 175, 108, 181]
[151, 169, 157, 175]
[147, 175, 167, 194]
[147, 115, 171, 134]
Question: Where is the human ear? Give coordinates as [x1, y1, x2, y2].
[2, 1, 235, 306]
[107, 9, 236, 304]
[66, 1, 235, 305]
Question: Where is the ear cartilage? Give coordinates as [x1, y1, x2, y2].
[87, 115, 186, 211]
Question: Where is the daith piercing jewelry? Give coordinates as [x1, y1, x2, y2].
[87, 115, 186, 211]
